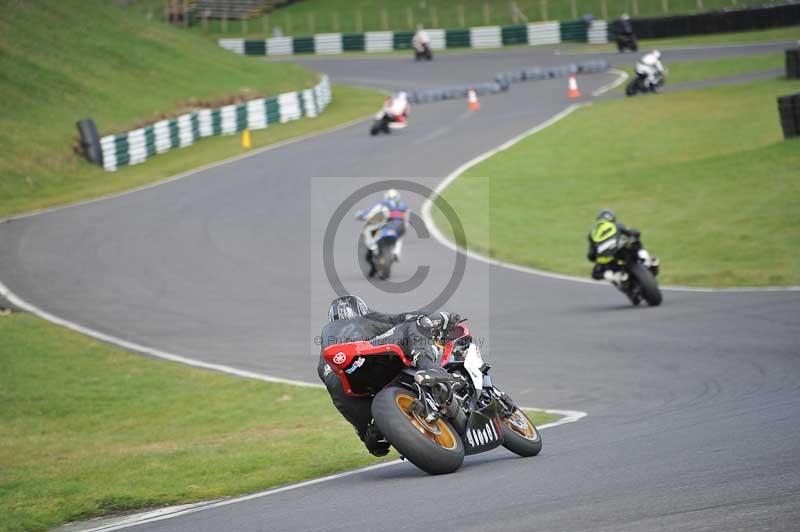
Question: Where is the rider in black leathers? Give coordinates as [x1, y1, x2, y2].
[316, 295, 456, 456]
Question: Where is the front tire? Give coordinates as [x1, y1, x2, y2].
[372, 387, 465, 475]
[376, 241, 393, 280]
[501, 408, 542, 457]
[629, 263, 662, 306]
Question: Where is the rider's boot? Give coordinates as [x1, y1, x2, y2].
[393, 237, 403, 262]
[366, 249, 376, 278]
[363, 420, 390, 456]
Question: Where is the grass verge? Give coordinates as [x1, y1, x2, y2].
[0, 0, 384, 219]
[0, 313, 559, 531]
[433, 76, 800, 287]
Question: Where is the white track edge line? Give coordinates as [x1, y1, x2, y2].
[419, 101, 800, 293]
[79, 408, 586, 531]
[0, 280, 322, 389]
[592, 68, 629, 96]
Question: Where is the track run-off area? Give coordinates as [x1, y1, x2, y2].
[2, 42, 799, 531]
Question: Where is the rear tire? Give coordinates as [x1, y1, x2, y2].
[625, 79, 638, 97]
[501, 408, 542, 457]
[376, 242, 392, 280]
[372, 387, 464, 475]
[629, 263, 662, 306]
[370, 121, 381, 136]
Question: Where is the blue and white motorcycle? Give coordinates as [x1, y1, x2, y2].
[356, 208, 402, 280]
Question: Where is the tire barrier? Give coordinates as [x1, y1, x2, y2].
[406, 60, 609, 105]
[609, 2, 800, 41]
[787, 48, 800, 79]
[97, 76, 332, 172]
[218, 19, 607, 57]
[777, 92, 800, 139]
[76, 118, 103, 166]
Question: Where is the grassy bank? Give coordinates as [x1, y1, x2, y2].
[434, 76, 800, 287]
[142, 0, 774, 38]
[0, 0, 383, 219]
[0, 313, 559, 531]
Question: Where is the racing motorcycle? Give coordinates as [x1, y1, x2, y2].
[357, 210, 401, 280]
[370, 109, 408, 136]
[414, 41, 433, 61]
[323, 319, 542, 475]
[616, 32, 638, 53]
[596, 231, 662, 306]
[625, 71, 666, 96]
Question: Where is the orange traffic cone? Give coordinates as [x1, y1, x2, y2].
[468, 89, 480, 111]
[567, 74, 581, 99]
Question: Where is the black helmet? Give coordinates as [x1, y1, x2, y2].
[596, 209, 616, 222]
[328, 295, 369, 321]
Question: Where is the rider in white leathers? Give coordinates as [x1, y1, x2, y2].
[635, 50, 666, 89]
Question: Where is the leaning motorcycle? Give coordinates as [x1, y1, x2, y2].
[595, 230, 662, 306]
[323, 319, 542, 475]
[370, 110, 407, 136]
[625, 71, 665, 96]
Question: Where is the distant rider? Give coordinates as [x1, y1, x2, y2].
[356, 189, 409, 277]
[635, 50, 666, 90]
[317, 295, 458, 456]
[412, 24, 432, 59]
[614, 13, 636, 52]
[587, 209, 657, 283]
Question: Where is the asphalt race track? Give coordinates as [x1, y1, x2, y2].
[2, 43, 799, 531]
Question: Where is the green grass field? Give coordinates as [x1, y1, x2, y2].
[434, 75, 800, 287]
[0, 0, 383, 219]
[148, 0, 774, 38]
[0, 313, 559, 531]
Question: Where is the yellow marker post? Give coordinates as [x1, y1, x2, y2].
[241, 129, 252, 149]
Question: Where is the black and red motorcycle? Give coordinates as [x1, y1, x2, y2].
[323, 320, 542, 475]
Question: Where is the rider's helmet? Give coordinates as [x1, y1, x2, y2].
[383, 189, 400, 202]
[621, 13, 630, 20]
[328, 295, 369, 322]
[652, 50, 661, 59]
[596, 209, 617, 222]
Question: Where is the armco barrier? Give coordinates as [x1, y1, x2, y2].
[406, 60, 609, 105]
[786, 48, 800, 79]
[98, 76, 332, 172]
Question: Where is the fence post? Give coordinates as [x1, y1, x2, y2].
[183, 0, 188, 27]
[307, 12, 314, 34]
[510, 0, 517, 23]
[458, 4, 465, 27]
[202, 10, 208, 32]
[263, 14, 268, 36]
[662, 0, 669, 13]
[333, 11, 339, 32]
[540, 0, 548, 21]
[431, 6, 438, 27]
[601, 0, 608, 20]
[222, 10, 227, 32]
[356, 9, 362, 32]
[483, 2, 490, 25]
[381, 8, 388, 30]
[286, 12, 292, 35]
[243, 16, 248, 36]
[632, 0, 639, 16]
[571, 0, 577, 19]
[406, 6, 413, 29]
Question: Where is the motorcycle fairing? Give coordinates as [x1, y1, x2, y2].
[323, 341, 411, 397]
[463, 399, 504, 455]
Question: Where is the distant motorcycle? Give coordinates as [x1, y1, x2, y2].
[356, 210, 400, 280]
[414, 41, 433, 61]
[597, 232, 662, 306]
[625, 71, 665, 96]
[323, 318, 542, 475]
[370, 110, 407, 136]
[616, 32, 638, 53]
